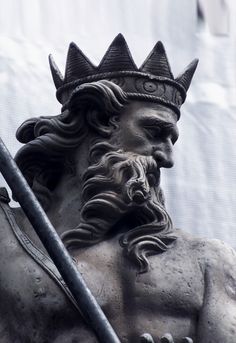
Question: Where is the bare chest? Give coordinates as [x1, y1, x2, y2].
[0, 226, 205, 342]
[73, 239, 205, 340]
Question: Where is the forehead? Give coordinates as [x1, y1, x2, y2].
[120, 101, 178, 124]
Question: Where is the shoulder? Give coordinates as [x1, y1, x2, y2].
[172, 229, 212, 258]
[0, 191, 29, 266]
[175, 228, 235, 256]
[0, 189, 13, 235]
[174, 229, 236, 272]
[0, 187, 24, 239]
[176, 230, 236, 292]
[204, 238, 236, 264]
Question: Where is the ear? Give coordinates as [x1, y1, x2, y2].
[86, 108, 118, 137]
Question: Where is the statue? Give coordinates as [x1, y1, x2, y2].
[0, 33, 235, 342]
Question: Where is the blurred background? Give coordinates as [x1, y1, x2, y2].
[0, 0, 236, 248]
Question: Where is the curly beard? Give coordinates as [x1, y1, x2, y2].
[61, 141, 177, 273]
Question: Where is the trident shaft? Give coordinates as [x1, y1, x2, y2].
[0, 137, 121, 343]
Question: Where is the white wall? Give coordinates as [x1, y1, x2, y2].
[0, 0, 236, 247]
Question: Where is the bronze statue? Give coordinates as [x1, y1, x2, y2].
[0, 34, 235, 342]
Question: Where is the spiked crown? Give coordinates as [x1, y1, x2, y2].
[49, 34, 198, 118]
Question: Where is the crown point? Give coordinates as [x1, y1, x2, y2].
[107, 34, 127, 49]
[48, 54, 63, 89]
[113, 33, 126, 44]
[98, 34, 137, 72]
[69, 41, 77, 48]
[175, 58, 199, 91]
[116, 33, 125, 39]
[140, 41, 173, 79]
[64, 41, 95, 82]
[155, 41, 165, 52]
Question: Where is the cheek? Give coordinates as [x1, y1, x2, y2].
[117, 124, 152, 155]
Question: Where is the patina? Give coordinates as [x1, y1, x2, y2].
[0, 34, 235, 342]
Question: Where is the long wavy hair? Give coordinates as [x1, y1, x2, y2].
[14, 80, 128, 209]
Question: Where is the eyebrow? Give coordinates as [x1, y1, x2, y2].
[139, 116, 179, 141]
[139, 116, 176, 129]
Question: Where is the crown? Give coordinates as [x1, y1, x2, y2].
[49, 33, 198, 118]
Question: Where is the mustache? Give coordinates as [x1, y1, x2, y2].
[62, 148, 159, 245]
[82, 149, 160, 205]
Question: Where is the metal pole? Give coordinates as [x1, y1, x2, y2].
[0, 138, 121, 343]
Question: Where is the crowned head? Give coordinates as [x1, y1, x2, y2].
[15, 34, 198, 200]
[14, 35, 198, 271]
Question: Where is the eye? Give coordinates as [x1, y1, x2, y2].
[171, 135, 178, 144]
[170, 129, 179, 144]
[144, 126, 161, 140]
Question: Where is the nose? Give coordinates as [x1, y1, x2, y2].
[152, 140, 174, 168]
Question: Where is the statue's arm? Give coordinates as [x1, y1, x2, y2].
[197, 240, 236, 342]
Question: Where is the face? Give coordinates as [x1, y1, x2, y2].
[62, 101, 176, 270]
[114, 101, 179, 169]
[62, 101, 176, 259]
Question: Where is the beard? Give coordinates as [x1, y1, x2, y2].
[61, 141, 177, 273]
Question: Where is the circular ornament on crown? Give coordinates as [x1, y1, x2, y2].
[174, 90, 182, 106]
[135, 78, 165, 96]
[108, 77, 125, 88]
[143, 81, 157, 93]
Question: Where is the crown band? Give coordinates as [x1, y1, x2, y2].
[57, 71, 186, 116]
[49, 34, 198, 118]
[59, 72, 185, 117]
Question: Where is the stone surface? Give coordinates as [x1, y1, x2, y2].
[0, 36, 235, 342]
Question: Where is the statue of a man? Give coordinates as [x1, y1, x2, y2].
[0, 34, 235, 343]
